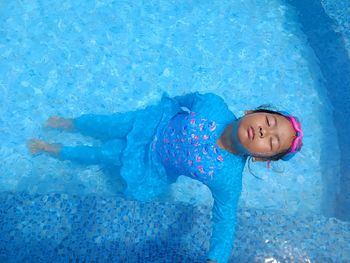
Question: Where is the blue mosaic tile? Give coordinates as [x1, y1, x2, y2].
[0, 192, 349, 262]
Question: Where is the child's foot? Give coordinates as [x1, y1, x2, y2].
[44, 116, 74, 131]
[27, 138, 61, 156]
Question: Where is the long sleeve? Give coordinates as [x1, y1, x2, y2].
[172, 92, 200, 111]
[207, 177, 242, 263]
[171, 92, 231, 119]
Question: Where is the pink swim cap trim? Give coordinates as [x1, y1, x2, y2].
[286, 116, 303, 153]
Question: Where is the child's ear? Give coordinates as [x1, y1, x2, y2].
[252, 157, 267, 162]
[244, 110, 254, 115]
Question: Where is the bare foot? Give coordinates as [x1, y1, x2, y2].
[44, 116, 74, 131]
[27, 138, 61, 156]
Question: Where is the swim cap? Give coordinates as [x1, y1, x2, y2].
[278, 111, 303, 161]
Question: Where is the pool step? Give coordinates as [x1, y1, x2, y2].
[0, 192, 349, 262]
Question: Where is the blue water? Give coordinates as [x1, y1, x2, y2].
[1, 0, 337, 216]
[1, 0, 349, 261]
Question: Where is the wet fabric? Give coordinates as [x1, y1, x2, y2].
[58, 92, 247, 263]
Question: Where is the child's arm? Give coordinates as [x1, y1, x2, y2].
[171, 92, 229, 118]
[207, 186, 241, 263]
[171, 92, 200, 111]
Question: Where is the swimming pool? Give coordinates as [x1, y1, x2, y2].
[0, 0, 349, 262]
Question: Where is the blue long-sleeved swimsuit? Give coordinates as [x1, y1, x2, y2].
[59, 92, 246, 263]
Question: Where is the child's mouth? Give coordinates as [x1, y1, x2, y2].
[248, 126, 255, 140]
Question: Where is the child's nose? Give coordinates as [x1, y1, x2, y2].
[259, 126, 265, 137]
[259, 126, 272, 138]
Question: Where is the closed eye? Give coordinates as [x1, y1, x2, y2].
[266, 116, 270, 126]
[270, 137, 273, 151]
[271, 136, 281, 151]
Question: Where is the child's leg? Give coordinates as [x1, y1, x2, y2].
[73, 113, 135, 140]
[45, 111, 139, 140]
[28, 138, 126, 166]
[59, 140, 126, 165]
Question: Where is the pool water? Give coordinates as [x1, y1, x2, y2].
[0, 0, 349, 262]
[0, 0, 334, 215]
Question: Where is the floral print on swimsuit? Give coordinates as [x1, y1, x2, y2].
[155, 111, 226, 182]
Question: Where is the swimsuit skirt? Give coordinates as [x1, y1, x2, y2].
[119, 92, 183, 201]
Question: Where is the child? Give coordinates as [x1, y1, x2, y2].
[28, 92, 303, 263]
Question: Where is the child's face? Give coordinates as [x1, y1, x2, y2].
[237, 112, 296, 157]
